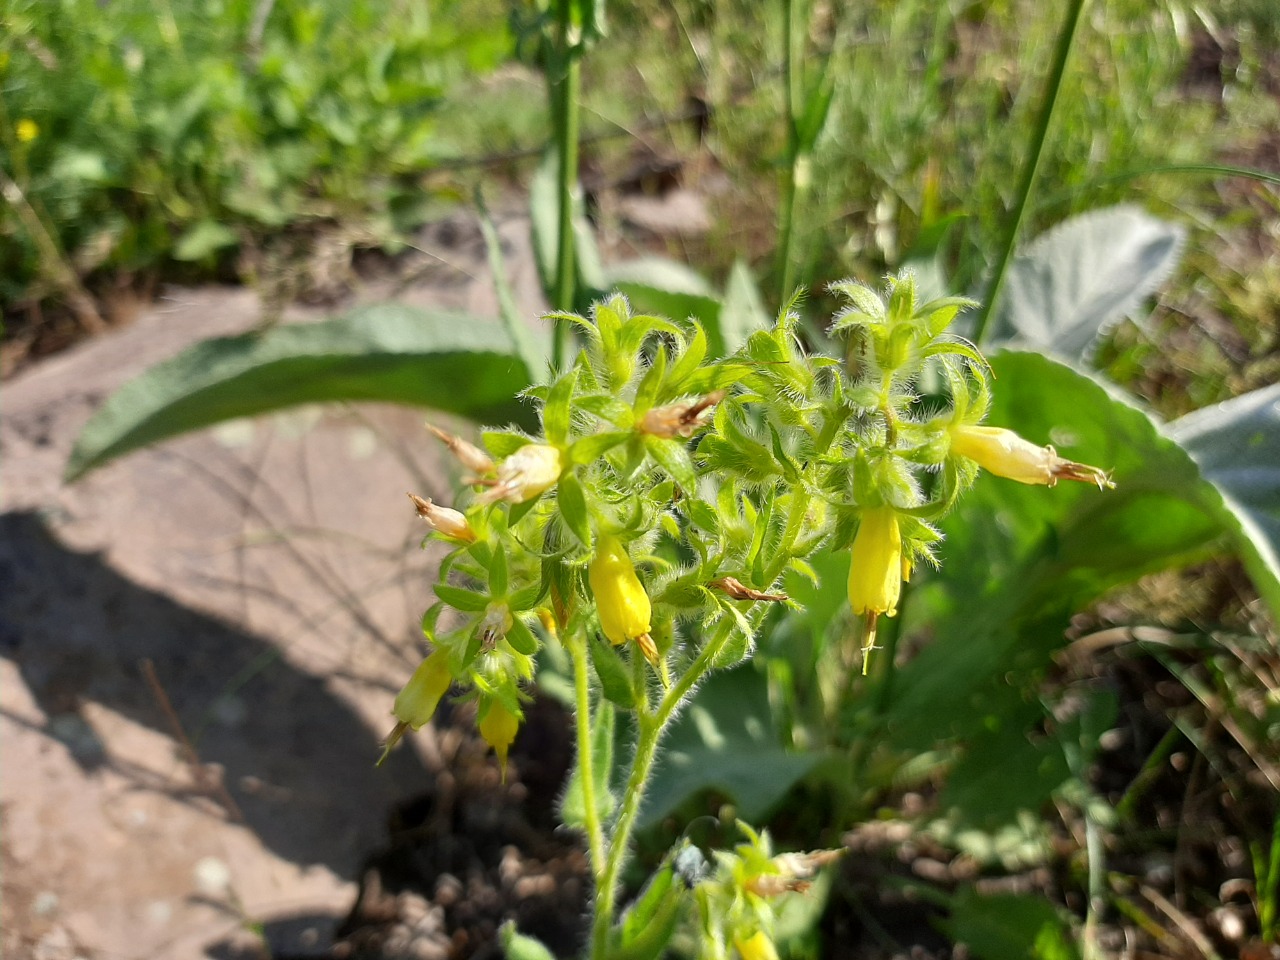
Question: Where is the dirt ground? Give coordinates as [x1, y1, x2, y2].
[0, 213, 554, 960]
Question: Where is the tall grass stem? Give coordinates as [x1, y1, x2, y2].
[972, 0, 1089, 345]
[550, 0, 583, 368]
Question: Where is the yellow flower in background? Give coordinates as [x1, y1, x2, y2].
[950, 424, 1113, 489]
[847, 506, 902, 619]
[477, 443, 562, 505]
[589, 534, 659, 668]
[16, 118, 38, 143]
[733, 931, 779, 960]
[479, 699, 520, 781]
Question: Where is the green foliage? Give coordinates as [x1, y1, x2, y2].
[65, 303, 538, 480]
[499, 922, 559, 960]
[986, 205, 1187, 362]
[636, 667, 820, 829]
[941, 891, 1078, 960]
[1167, 382, 1280, 616]
[0, 0, 509, 304]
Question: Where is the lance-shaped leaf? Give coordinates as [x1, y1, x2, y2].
[66, 304, 535, 481]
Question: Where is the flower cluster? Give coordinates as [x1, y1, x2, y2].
[382, 276, 1110, 786]
[694, 823, 843, 960]
[379, 276, 1113, 957]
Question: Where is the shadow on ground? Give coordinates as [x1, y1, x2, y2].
[0, 510, 426, 875]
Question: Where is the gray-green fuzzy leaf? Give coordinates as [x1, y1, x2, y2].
[67, 304, 534, 480]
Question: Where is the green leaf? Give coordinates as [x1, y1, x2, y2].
[638, 665, 820, 828]
[542, 366, 578, 446]
[558, 470, 593, 546]
[561, 698, 616, 828]
[568, 431, 630, 465]
[1166, 382, 1280, 615]
[66, 304, 534, 481]
[607, 257, 723, 336]
[506, 616, 538, 656]
[434, 583, 490, 612]
[719, 260, 772, 356]
[483, 430, 534, 459]
[938, 700, 1070, 829]
[941, 891, 1078, 960]
[987, 205, 1185, 363]
[616, 850, 689, 960]
[590, 636, 636, 708]
[576, 393, 635, 428]
[499, 922, 557, 960]
[666, 322, 708, 396]
[489, 545, 509, 598]
[645, 436, 697, 493]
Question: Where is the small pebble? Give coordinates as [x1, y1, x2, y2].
[193, 856, 232, 897]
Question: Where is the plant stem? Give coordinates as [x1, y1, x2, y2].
[590, 712, 661, 959]
[549, 0, 582, 367]
[588, 620, 734, 960]
[569, 635, 607, 876]
[774, 0, 806, 303]
[971, 0, 1089, 345]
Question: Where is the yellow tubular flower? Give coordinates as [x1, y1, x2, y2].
[589, 535, 654, 660]
[950, 425, 1114, 489]
[479, 700, 520, 782]
[379, 648, 452, 765]
[477, 443, 563, 505]
[848, 506, 902, 677]
[848, 507, 902, 618]
[734, 931, 779, 960]
[393, 648, 453, 730]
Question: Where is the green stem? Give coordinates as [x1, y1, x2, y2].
[588, 621, 735, 960]
[549, 0, 582, 366]
[774, 0, 805, 302]
[590, 713, 660, 959]
[971, 0, 1088, 345]
[569, 635, 607, 876]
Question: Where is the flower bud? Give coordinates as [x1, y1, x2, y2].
[589, 535, 653, 652]
[479, 699, 520, 781]
[393, 648, 453, 730]
[733, 931, 779, 960]
[477, 444, 563, 505]
[426, 422, 495, 475]
[950, 425, 1113, 489]
[408, 493, 476, 542]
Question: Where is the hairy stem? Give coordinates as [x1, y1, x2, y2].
[569, 635, 607, 876]
[588, 620, 735, 959]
